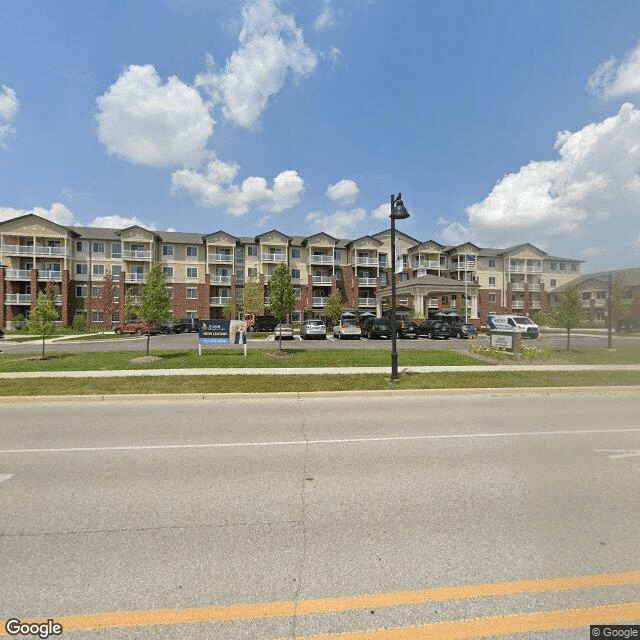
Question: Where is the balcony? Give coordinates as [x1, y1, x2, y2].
[122, 250, 151, 260]
[528, 283, 541, 291]
[510, 282, 525, 291]
[310, 254, 334, 264]
[5, 269, 31, 280]
[261, 253, 286, 262]
[358, 277, 377, 286]
[531, 300, 541, 309]
[210, 296, 231, 306]
[358, 298, 376, 307]
[38, 270, 62, 281]
[508, 264, 526, 272]
[355, 257, 378, 266]
[312, 297, 327, 307]
[34, 246, 69, 256]
[209, 275, 232, 285]
[125, 272, 147, 283]
[511, 300, 525, 309]
[312, 275, 332, 285]
[5, 293, 31, 304]
[208, 253, 234, 263]
[415, 259, 440, 268]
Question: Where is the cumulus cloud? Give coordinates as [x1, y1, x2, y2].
[315, 0, 337, 30]
[588, 41, 640, 99]
[306, 207, 367, 237]
[326, 179, 359, 204]
[0, 203, 75, 226]
[439, 102, 640, 266]
[88, 215, 154, 229]
[0, 84, 19, 149]
[171, 160, 304, 216]
[196, 0, 317, 128]
[96, 64, 214, 167]
[371, 203, 390, 220]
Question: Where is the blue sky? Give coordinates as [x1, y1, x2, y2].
[2, 0, 640, 272]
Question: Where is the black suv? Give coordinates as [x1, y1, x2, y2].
[397, 320, 419, 339]
[449, 321, 479, 339]
[173, 318, 200, 333]
[417, 320, 451, 339]
[362, 317, 394, 339]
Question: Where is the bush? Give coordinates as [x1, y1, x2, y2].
[72, 314, 88, 333]
[11, 313, 26, 330]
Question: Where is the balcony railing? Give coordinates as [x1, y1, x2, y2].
[312, 297, 327, 306]
[310, 254, 334, 264]
[508, 264, 526, 272]
[415, 259, 440, 268]
[528, 283, 541, 291]
[531, 300, 541, 309]
[312, 276, 332, 285]
[511, 283, 525, 291]
[122, 250, 151, 259]
[511, 300, 525, 309]
[2, 245, 71, 256]
[38, 270, 62, 281]
[5, 269, 31, 280]
[358, 277, 377, 286]
[5, 293, 31, 304]
[355, 257, 378, 266]
[261, 253, 286, 262]
[209, 275, 232, 285]
[125, 272, 147, 283]
[208, 253, 233, 263]
[358, 298, 376, 307]
[210, 296, 231, 306]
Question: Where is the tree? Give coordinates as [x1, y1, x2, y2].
[137, 264, 173, 355]
[124, 288, 139, 321]
[267, 262, 296, 350]
[554, 286, 583, 351]
[242, 275, 265, 317]
[96, 270, 119, 334]
[409, 308, 425, 324]
[323, 290, 343, 327]
[222, 298, 241, 320]
[28, 291, 59, 357]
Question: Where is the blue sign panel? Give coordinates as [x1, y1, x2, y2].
[199, 320, 247, 345]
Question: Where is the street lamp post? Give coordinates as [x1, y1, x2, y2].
[390, 193, 410, 383]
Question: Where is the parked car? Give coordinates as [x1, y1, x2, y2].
[486, 314, 539, 339]
[333, 318, 362, 340]
[418, 320, 451, 339]
[300, 319, 327, 340]
[159, 321, 175, 334]
[114, 320, 160, 335]
[274, 323, 294, 340]
[362, 317, 394, 339]
[397, 320, 419, 339]
[173, 318, 200, 333]
[449, 321, 479, 339]
[245, 314, 280, 332]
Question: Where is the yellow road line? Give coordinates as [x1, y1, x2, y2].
[280, 601, 640, 639]
[2, 569, 640, 634]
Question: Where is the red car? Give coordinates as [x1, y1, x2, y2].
[114, 320, 160, 335]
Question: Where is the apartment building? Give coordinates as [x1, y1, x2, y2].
[0, 214, 583, 328]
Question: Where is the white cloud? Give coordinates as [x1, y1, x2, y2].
[96, 64, 214, 167]
[88, 215, 153, 229]
[306, 207, 367, 237]
[0, 84, 19, 149]
[196, 0, 317, 128]
[171, 160, 304, 216]
[441, 102, 640, 267]
[326, 179, 359, 204]
[315, 0, 337, 30]
[371, 203, 390, 220]
[0, 203, 75, 226]
[588, 41, 640, 99]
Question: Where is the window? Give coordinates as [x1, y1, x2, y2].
[186, 288, 198, 299]
[559, 263, 566, 270]
[247, 245, 258, 257]
[111, 243, 121, 258]
[571, 263, 578, 271]
[186, 245, 198, 257]
[112, 265, 122, 276]
[550, 262, 557, 270]
[91, 285, 102, 297]
[166, 287, 173, 299]
[334, 250, 342, 261]
[400, 272, 409, 282]
[76, 241, 84, 252]
[596, 291, 607, 299]
[186, 267, 198, 278]
[163, 245, 174, 256]
[291, 312, 301, 323]
[488, 276, 496, 286]
[111, 312, 119, 325]
[291, 248, 300, 259]
[247, 267, 258, 278]
[75, 285, 87, 298]
[93, 264, 105, 276]
[488, 259, 496, 268]
[291, 268, 300, 279]
[488, 293, 496, 303]
[335, 267, 343, 281]
[379, 254, 387, 267]
[380, 273, 387, 287]
[75, 263, 88, 275]
[295, 289, 301, 300]
[582, 292, 592, 301]
[92, 241, 105, 253]
[162, 266, 174, 278]
[550, 278, 557, 287]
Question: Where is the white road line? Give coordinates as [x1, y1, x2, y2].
[1, 428, 640, 455]
[593, 448, 640, 459]
[0, 474, 14, 483]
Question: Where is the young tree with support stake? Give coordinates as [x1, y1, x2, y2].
[323, 290, 343, 329]
[137, 264, 173, 356]
[554, 286, 583, 351]
[267, 262, 296, 351]
[28, 291, 59, 358]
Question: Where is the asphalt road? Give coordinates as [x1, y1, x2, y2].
[1, 392, 639, 639]
[2, 329, 638, 355]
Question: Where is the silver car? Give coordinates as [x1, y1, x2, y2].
[300, 319, 327, 340]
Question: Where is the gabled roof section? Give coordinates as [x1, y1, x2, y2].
[346, 235, 383, 248]
[0, 213, 81, 237]
[203, 230, 241, 244]
[372, 228, 422, 245]
[255, 229, 292, 243]
[301, 232, 339, 246]
[497, 243, 548, 257]
[117, 225, 161, 241]
[445, 242, 481, 254]
[411, 239, 446, 252]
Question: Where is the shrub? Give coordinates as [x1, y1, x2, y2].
[72, 313, 88, 333]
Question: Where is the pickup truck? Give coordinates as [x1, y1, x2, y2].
[333, 318, 362, 340]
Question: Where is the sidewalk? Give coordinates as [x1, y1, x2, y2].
[1, 364, 639, 378]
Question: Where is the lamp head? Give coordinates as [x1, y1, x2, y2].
[391, 193, 410, 220]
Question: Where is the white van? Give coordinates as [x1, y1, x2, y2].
[486, 314, 539, 339]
